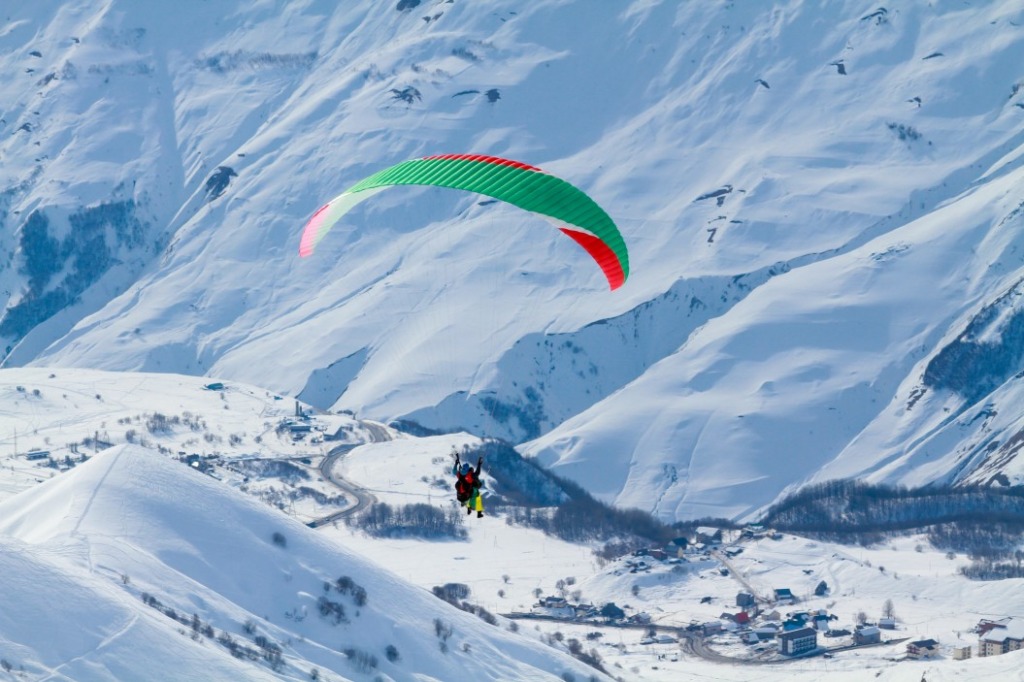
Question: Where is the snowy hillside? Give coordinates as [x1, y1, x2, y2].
[2, 367, 1023, 681]
[2, 1, 1024, 519]
[0, 443, 607, 681]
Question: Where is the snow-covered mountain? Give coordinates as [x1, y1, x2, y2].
[2, 0, 1024, 520]
[0, 443, 605, 681]
[2, 369, 1023, 682]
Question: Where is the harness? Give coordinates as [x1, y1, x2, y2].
[454, 470, 478, 502]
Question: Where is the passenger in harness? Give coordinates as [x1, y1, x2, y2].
[452, 450, 484, 518]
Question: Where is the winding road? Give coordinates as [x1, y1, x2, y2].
[305, 420, 391, 528]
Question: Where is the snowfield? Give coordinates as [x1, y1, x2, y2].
[0, 442, 609, 681]
[0, 367, 1022, 680]
[328, 436, 1024, 681]
[2, 1, 1024, 521]
[2, 0, 1024, 677]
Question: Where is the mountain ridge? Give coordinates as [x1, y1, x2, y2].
[2, 0, 1024, 520]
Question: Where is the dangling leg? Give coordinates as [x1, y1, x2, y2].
[473, 490, 484, 518]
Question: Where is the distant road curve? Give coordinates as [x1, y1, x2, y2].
[306, 420, 391, 528]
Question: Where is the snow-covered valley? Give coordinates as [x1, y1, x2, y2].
[1, 367, 1022, 680]
[2, 1, 1024, 678]
[2, 0, 1024, 520]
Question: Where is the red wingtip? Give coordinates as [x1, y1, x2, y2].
[559, 228, 626, 290]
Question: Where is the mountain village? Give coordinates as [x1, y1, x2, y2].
[2, 1, 1024, 680]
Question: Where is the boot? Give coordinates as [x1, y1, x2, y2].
[466, 506, 472, 515]
[477, 511, 484, 518]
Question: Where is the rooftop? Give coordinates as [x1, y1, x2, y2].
[982, 619, 1024, 643]
[779, 627, 817, 641]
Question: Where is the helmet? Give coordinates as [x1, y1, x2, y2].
[460, 463, 471, 475]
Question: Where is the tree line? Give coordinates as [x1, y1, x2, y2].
[346, 502, 467, 539]
[760, 479, 1024, 577]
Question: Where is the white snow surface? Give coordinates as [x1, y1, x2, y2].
[0, 442, 605, 682]
[0, 367, 1023, 680]
[1, 1, 1024, 519]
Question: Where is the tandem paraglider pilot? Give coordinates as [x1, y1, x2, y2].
[452, 450, 484, 518]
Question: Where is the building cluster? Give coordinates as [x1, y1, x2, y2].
[947, 617, 1024, 661]
[976, 618, 1024, 657]
[532, 595, 655, 628]
[697, 589, 849, 657]
[535, 526, 1024, 666]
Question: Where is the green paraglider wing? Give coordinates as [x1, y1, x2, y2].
[299, 154, 628, 290]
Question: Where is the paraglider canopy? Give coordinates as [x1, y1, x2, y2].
[299, 154, 629, 290]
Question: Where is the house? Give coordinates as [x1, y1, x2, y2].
[952, 645, 972, 660]
[878, 617, 897, 630]
[641, 633, 676, 645]
[742, 631, 760, 645]
[976, 617, 1012, 636]
[854, 625, 881, 645]
[979, 618, 1024, 657]
[753, 624, 779, 641]
[736, 592, 756, 608]
[538, 596, 568, 609]
[599, 603, 625, 622]
[702, 621, 723, 636]
[535, 596, 574, 618]
[774, 588, 795, 605]
[734, 611, 751, 626]
[695, 526, 723, 545]
[628, 612, 652, 625]
[742, 524, 768, 539]
[783, 617, 808, 631]
[573, 604, 597, 619]
[783, 612, 810, 630]
[666, 537, 688, 556]
[24, 450, 50, 461]
[811, 610, 835, 631]
[183, 454, 218, 473]
[779, 627, 818, 656]
[907, 639, 939, 659]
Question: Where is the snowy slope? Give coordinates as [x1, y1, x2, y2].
[0, 444, 607, 681]
[2, 1, 1024, 519]
[525, 157, 1024, 520]
[0, 366, 353, 503]
[1, 369, 1023, 680]
[323, 437, 1024, 682]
